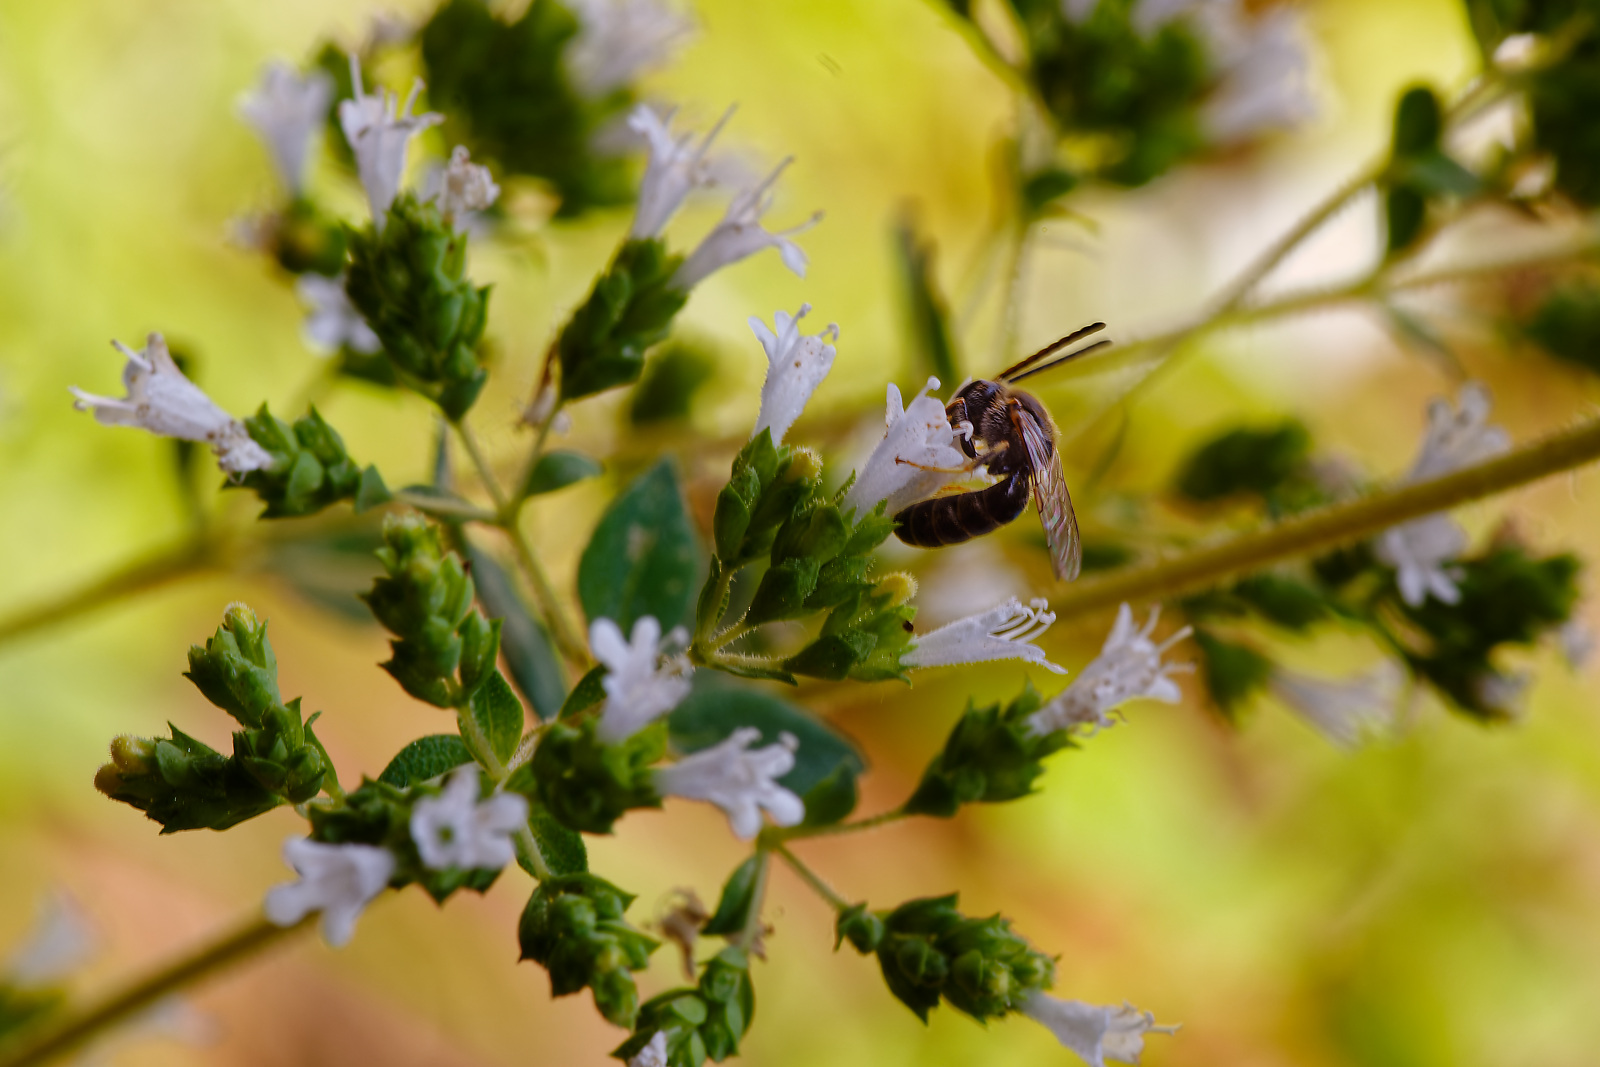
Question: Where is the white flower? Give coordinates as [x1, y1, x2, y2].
[5, 892, 95, 989]
[70, 333, 273, 475]
[750, 303, 839, 445]
[1475, 670, 1531, 719]
[567, 0, 694, 99]
[1021, 992, 1178, 1067]
[903, 597, 1065, 674]
[653, 727, 805, 840]
[337, 57, 442, 229]
[1198, 5, 1315, 144]
[628, 1031, 671, 1067]
[1560, 619, 1594, 670]
[409, 765, 529, 871]
[841, 377, 970, 516]
[1060, 0, 1099, 22]
[1270, 662, 1402, 750]
[434, 145, 500, 225]
[670, 160, 821, 290]
[1376, 514, 1468, 607]
[628, 104, 731, 239]
[262, 838, 395, 948]
[1376, 383, 1510, 607]
[238, 62, 333, 196]
[1027, 604, 1192, 737]
[1132, 0, 1194, 34]
[592, 616, 694, 743]
[296, 273, 382, 355]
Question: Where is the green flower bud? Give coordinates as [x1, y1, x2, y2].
[836, 903, 886, 953]
[557, 238, 688, 402]
[526, 718, 665, 834]
[520, 875, 659, 1028]
[903, 682, 1068, 818]
[236, 406, 383, 519]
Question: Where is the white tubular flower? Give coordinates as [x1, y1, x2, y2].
[903, 597, 1065, 674]
[1026, 604, 1192, 738]
[337, 57, 442, 228]
[1270, 662, 1402, 750]
[592, 616, 694, 743]
[670, 161, 821, 290]
[262, 838, 395, 948]
[1060, 0, 1099, 23]
[1021, 992, 1178, 1067]
[628, 1031, 671, 1067]
[435, 145, 500, 224]
[1376, 514, 1468, 607]
[750, 303, 839, 445]
[70, 333, 273, 475]
[841, 377, 969, 516]
[1377, 383, 1510, 607]
[296, 273, 382, 355]
[628, 104, 731, 239]
[238, 62, 333, 196]
[1560, 619, 1594, 670]
[5, 892, 95, 989]
[409, 765, 529, 871]
[1199, 5, 1315, 144]
[567, 0, 694, 99]
[653, 727, 805, 840]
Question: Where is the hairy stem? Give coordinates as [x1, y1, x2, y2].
[777, 807, 907, 842]
[772, 843, 848, 912]
[0, 914, 312, 1067]
[1050, 412, 1600, 615]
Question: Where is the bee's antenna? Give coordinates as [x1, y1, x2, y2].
[997, 322, 1106, 382]
[1005, 338, 1113, 384]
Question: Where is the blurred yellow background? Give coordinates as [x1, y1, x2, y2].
[4, 0, 1600, 1065]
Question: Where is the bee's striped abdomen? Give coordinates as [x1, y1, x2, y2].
[892, 475, 1030, 548]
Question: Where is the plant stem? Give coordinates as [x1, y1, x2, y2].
[449, 419, 592, 672]
[391, 490, 499, 524]
[0, 536, 219, 653]
[771, 843, 847, 912]
[733, 851, 772, 953]
[0, 914, 312, 1067]
[1050, 412, 1600, 616]
[778, 807, 907, 842]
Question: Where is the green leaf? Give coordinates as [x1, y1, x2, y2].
[378, 734, 474, 787]
[578, 460, 702, 632]
[668, 681, 866, 813]
[560, 666, 609, 719]
[528, 803, 588, 876]
[701, 855, 765, 937]
[354, 466, 392, 512]
[524, 450, 604, 497]
[467, 670, 525, 766]
[1392, 85, 1443, 157]
[894, 218, 959, 386]
[459, 539, 567, 720]
[1385, 185, 1427, 255]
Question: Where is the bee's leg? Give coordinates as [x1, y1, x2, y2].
[947, 398, 978, 459]
[893, 455, 982, 474]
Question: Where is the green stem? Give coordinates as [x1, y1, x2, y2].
[451, 419, 511, 515]
[0, 536, 219, 653]
[778, 807, 907, 842]
[733, 851, 772, 953]
[772, 843, 847, 913]
[1050, 412, 1600, 616]
[391, 490, 499, 524]
[0, 914, 312, 1067]
[455, 705, 552, 879]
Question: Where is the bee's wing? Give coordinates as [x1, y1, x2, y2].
[1015, 405, 1081, 582]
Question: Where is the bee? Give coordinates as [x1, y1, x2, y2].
[892, 323, 1111, 582]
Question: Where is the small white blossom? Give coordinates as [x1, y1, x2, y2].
[653, 727, 805, 840]
[337, 57, 442, 229]
[238, 62, 333, 196]
[1377, 383, 1511, 607]
[296, 273, 382, 355]
[628, 1031, 671, 1067]
[435, 145, 500, 224]
[750, 303, 839, 445]
[1475, 670, 1531, 719]
[1270, 662, 1403, 750]
[671, 160, 821, 290]
[592, 616, 694, 743]
[5, 892, 95, 989]
[1198, 5, 1315, 143]
[1132, 0, 1192, 34]
[1022, 992, 1178, 1067]
[409, 765, 529, 871]
[71, 333, 273, 475]
[262, 837, 395, 948]
[1027, 604, 1192, 737]
[903, 597, 1065, 674]
[628, 104, 731, 239]
[1560, 619, 1594, 670]
[1060, 0, 1099, 22]
[567, 0, 694, 99]
[842, 377, 970, 516]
